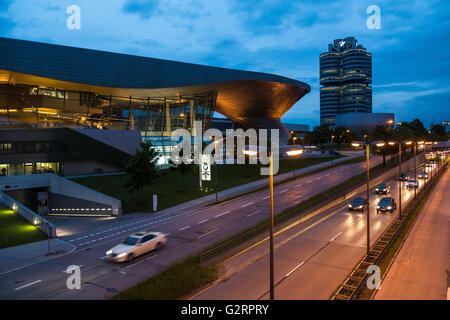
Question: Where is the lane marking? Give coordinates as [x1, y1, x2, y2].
[315, 177, 322, 180]
[125, 254, 158, 269]
[330, 232, 343, 242]
[325, 174, 330, 177]
[294, 184, 302, 188]
[247, 210, 261, 217]
[262, 196, 270, 200]
[280, 189, 288, 193]
[241, 202, 254, 208]
[285, 261, 305, 278]
[100, 255, 109, 260]
[198, 219, 208, 224]
[15, 280, 41, 291]
[179, 226, 191, 231]
[306, 180, 313, 184]
[198, 228, 219, 239]
[215, 211, 230, 218]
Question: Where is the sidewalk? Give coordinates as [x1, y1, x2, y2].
[0, 239, 76, 276]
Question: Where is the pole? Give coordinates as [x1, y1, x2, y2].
[414, 142, 417, 199]
[398, 143, 402, 220]
[215, 164, 218, 203]
[365, 143, 370, 255]
[293, 157, 296, 178]
[269, 152, 274, 300]
[47, 222, 50, 254]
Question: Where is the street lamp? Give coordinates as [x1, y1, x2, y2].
[244, 146, 303, 300]
[287, 146, 303, 178]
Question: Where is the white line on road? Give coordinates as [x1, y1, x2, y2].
[285, 261, 305, 278]
[325, 174, 330, 177]
[15, 280, 41, 291]
[280, 189, 289, 193]
[100, 255, 109, 260]
[198, 219, 208, 224]
[198, 228, 219, 239]
[262, 196, 270, 200]
[306, 180, 313, 184]
[247, 210, 261, 217]
[179, 226, 191, 231]
[294, 184, 302, 188]
[315, 177, 322, 180]
[126, 254, 158, 269]
[330, 232, 343, 242]
[215, 211, 230, 218]
[241, 202, 254, 208]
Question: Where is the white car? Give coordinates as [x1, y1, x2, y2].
[106, 231, 167, 262]
[406, 179, 418, 188]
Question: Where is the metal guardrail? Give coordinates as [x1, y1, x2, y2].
[329, 162, 446, 300]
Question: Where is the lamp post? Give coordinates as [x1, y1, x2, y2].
[352, 141, 384, 255]
[243, 146, 303, 300]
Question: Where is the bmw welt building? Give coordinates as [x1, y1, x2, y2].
[0, 37, 310, 176]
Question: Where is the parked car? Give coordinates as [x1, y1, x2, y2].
[106, 231, 167, 262]
[377, 197, 397, 213]
[348, 197, 367, 211]
[406, 179, 419, 188]
[375, 183, 390, 194]
[400, 174, 409, 181]
[329, 150, 340, 156]
[418, 172, 429, 179]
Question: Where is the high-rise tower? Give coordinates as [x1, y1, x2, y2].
[320, 37, 372, 127]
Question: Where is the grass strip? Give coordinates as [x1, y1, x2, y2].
[0, 207, 47, 249]
[111, 255, 218, 300]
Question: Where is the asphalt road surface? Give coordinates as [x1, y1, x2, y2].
[0, 154, 383, 299]
[194, 163, 435, 300]
[375, 168, 449, 300]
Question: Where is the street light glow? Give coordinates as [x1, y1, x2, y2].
[242, 150, 257, 156]
[286, 149, 303, 156]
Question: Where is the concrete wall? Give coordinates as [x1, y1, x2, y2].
[48, 174, 121, 215]
[62, 160, 123, 176]
[0, 191, 56, 237]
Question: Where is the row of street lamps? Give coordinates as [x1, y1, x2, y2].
[243, 140, 440, 300]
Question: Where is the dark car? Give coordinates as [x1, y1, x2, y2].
[377, 197, 397, 213]
[375, 184, 390, 194]
[348, 197, 367, 211]
[400, 174, 409, 181]
[329, 150, 340, 156]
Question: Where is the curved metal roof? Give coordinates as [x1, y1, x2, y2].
[0, 37, 309, 90]
[0, 37, 310, 142]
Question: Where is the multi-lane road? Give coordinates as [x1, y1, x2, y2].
[0, 153, 383, 299]
[194, 163, 435, 300]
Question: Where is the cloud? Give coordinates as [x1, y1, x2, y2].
[122, 0, 159, 19]
[0, 0, 449, 129]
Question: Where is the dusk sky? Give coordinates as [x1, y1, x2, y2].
[1, 0, 449, 129]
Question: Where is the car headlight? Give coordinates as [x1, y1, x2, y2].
[387, 206, 392, 210]
[359, 205, 363, 209]
[349, 204, 352, 208]
[117, 252, 127, 258]
[106, 250, 112, 255]
[377, 206, 380, 209]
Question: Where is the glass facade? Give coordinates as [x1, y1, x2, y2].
[320, 37, 372, 127]
[0, 83, 216, 135]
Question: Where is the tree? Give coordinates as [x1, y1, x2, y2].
[124, 141, 161, 204]
[168, 157, 195, 193]
[394, 124, 414, 158]
[429, 124, 447, 141]
[332, 126, 354, 149]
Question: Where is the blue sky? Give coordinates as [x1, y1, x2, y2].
[1, 0, 449, 128]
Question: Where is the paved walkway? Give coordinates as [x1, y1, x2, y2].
[375, 168, 449, 300]
[0, 239, 75, 276]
